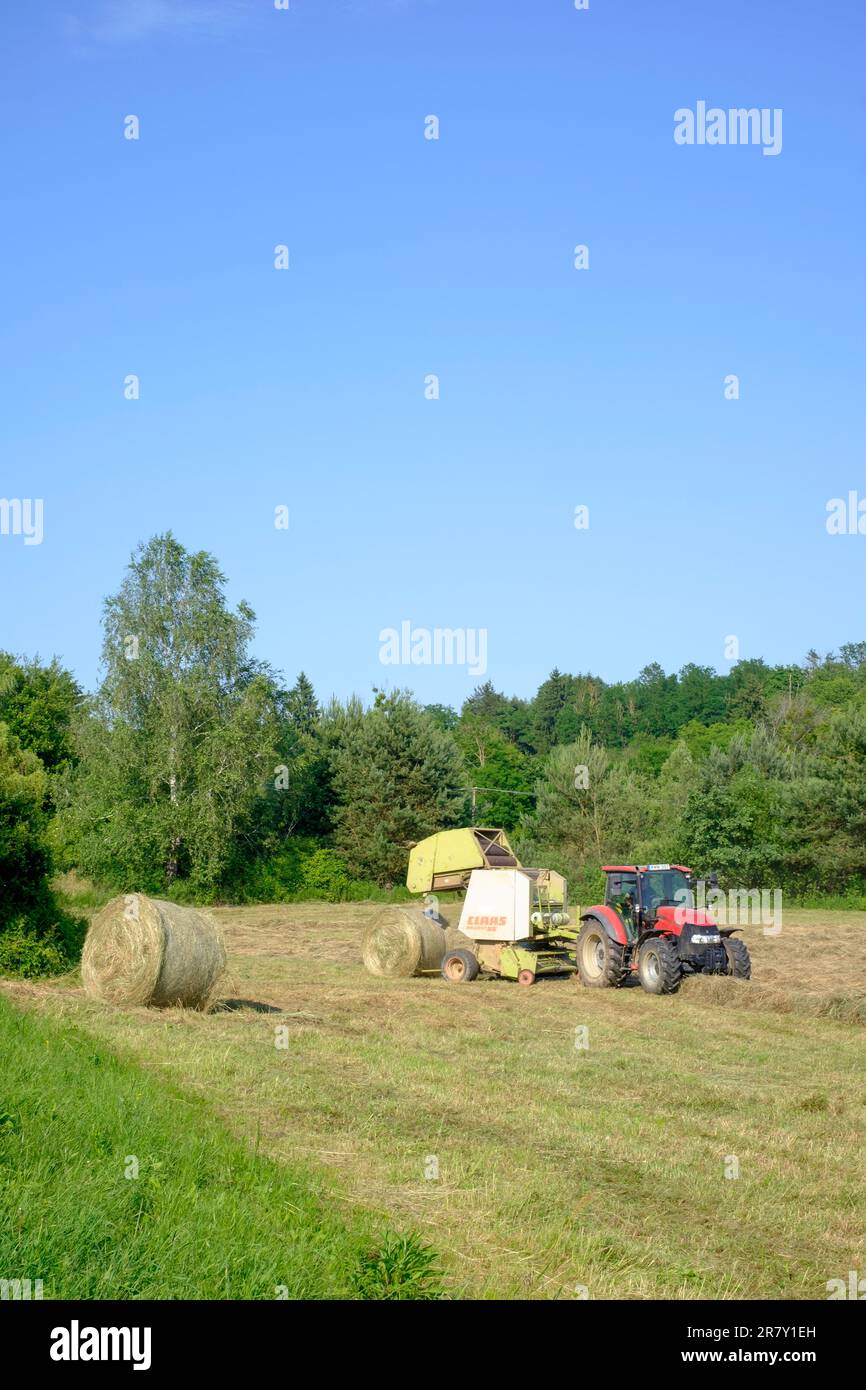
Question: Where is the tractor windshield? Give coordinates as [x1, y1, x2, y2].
[641, 869, 692, 913]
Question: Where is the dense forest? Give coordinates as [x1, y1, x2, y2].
[3, 533, 866, 973]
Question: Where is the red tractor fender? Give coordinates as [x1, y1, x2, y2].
[581, 905, 629, 946]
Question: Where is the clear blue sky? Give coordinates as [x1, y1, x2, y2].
[2, 0, 864, 708]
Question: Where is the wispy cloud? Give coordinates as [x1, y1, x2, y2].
[79, 0, 247, 44]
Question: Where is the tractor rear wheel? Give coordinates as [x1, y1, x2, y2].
[575, 921, 626, 988]
[637, 936, 682, 995]
[723, 936, 752, 979]
[441, 949, 479, 983]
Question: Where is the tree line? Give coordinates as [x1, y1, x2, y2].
[3, 533, 866, 971]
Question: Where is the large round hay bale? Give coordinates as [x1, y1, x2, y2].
[81, 893, 226, 1009]
[362, 905, 455, 978]
[443, 925, 476, 954]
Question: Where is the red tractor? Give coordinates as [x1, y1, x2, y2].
[574, 864, 751, 995]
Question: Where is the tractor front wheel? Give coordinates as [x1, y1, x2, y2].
[637, 936, 682, 995]
[441, 949, 479, 983]
[575, 921, 626, 988]
[723, 936, 752, 979]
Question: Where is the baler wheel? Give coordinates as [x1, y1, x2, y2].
[517, 969, 536, 986]
[441, 949, 479, 983]
[723, 936, 752, 979]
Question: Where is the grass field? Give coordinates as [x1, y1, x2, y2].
[0, 994, 444, 1300]
[3, 903, 866, 1300]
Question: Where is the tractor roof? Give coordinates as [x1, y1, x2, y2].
[602, 864, 692, 874]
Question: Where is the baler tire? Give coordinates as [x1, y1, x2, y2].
[637, 935, 682, 995]
[441, 949, 479, 983]
[723, 936, 752, 980]
[576, 920, 626, 989]
[517, 969, 536, 986]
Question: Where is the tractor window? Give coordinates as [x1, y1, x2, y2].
[642, 870, 692, 913]
[607, 874, 638, 928]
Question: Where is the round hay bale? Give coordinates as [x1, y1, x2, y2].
[81, 893, 226, 1009]
[443, 925, 475, 953]
[362, 905, 454, 978]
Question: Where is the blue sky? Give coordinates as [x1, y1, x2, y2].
[1, 0, 864, 708]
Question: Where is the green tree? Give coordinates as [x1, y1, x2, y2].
[456, 714, 534, 830]
[0, 724, 51, 930]
[462, 682, 508, 724]
[286, 671, 319, 731]
[654, 740, 696, 855]
[330, 691, 467, 885]
[255, 673, 334, 842]
[529, 726, 656, 873]
[674, 663, 726, 727]
[424, 703, 459, 733]
[58, 534, 283, 892]
[461, 684, 534, 751]
[633, 663, 678, 738]
[0, 721, 83, 975]
[676, 748, 783, 886]
[725, 658, 798, 721]
[624, 733, 676, 779]
[781, 707, 866, 892]
[0, 653, 80, 776]
[839, 641, 866, 669]
[676, 717, 755, 763]
[532, 669, 575, 753]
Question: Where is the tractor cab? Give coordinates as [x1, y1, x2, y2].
[603, 864, 694, 940]
[575, 864, 750, 994]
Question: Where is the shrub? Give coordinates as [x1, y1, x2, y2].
[0, 724, 85, 977]
[0, 918, 72, 979]
[0, 723, 51, 930]
[299, 847, 350, 899]
[230, 839, 314, 902]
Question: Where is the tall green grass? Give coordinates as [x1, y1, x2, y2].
[0, 997, 441, 1300]
[788, 891, 866, 911]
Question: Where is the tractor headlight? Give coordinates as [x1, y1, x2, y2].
[691, 933, 721, 945]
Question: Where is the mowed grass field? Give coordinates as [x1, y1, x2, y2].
[3, 904, 866, 1300]
[0, 999, 432, 1300]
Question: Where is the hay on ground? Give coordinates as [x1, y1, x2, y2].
[81, 893, 226, 1009]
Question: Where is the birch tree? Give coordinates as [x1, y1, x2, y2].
[59, 535, 281, 891]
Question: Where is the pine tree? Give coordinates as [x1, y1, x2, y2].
[287, 672, 319, 731]
[531, 669, 575, 753]
[330, 691, 467, 885]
